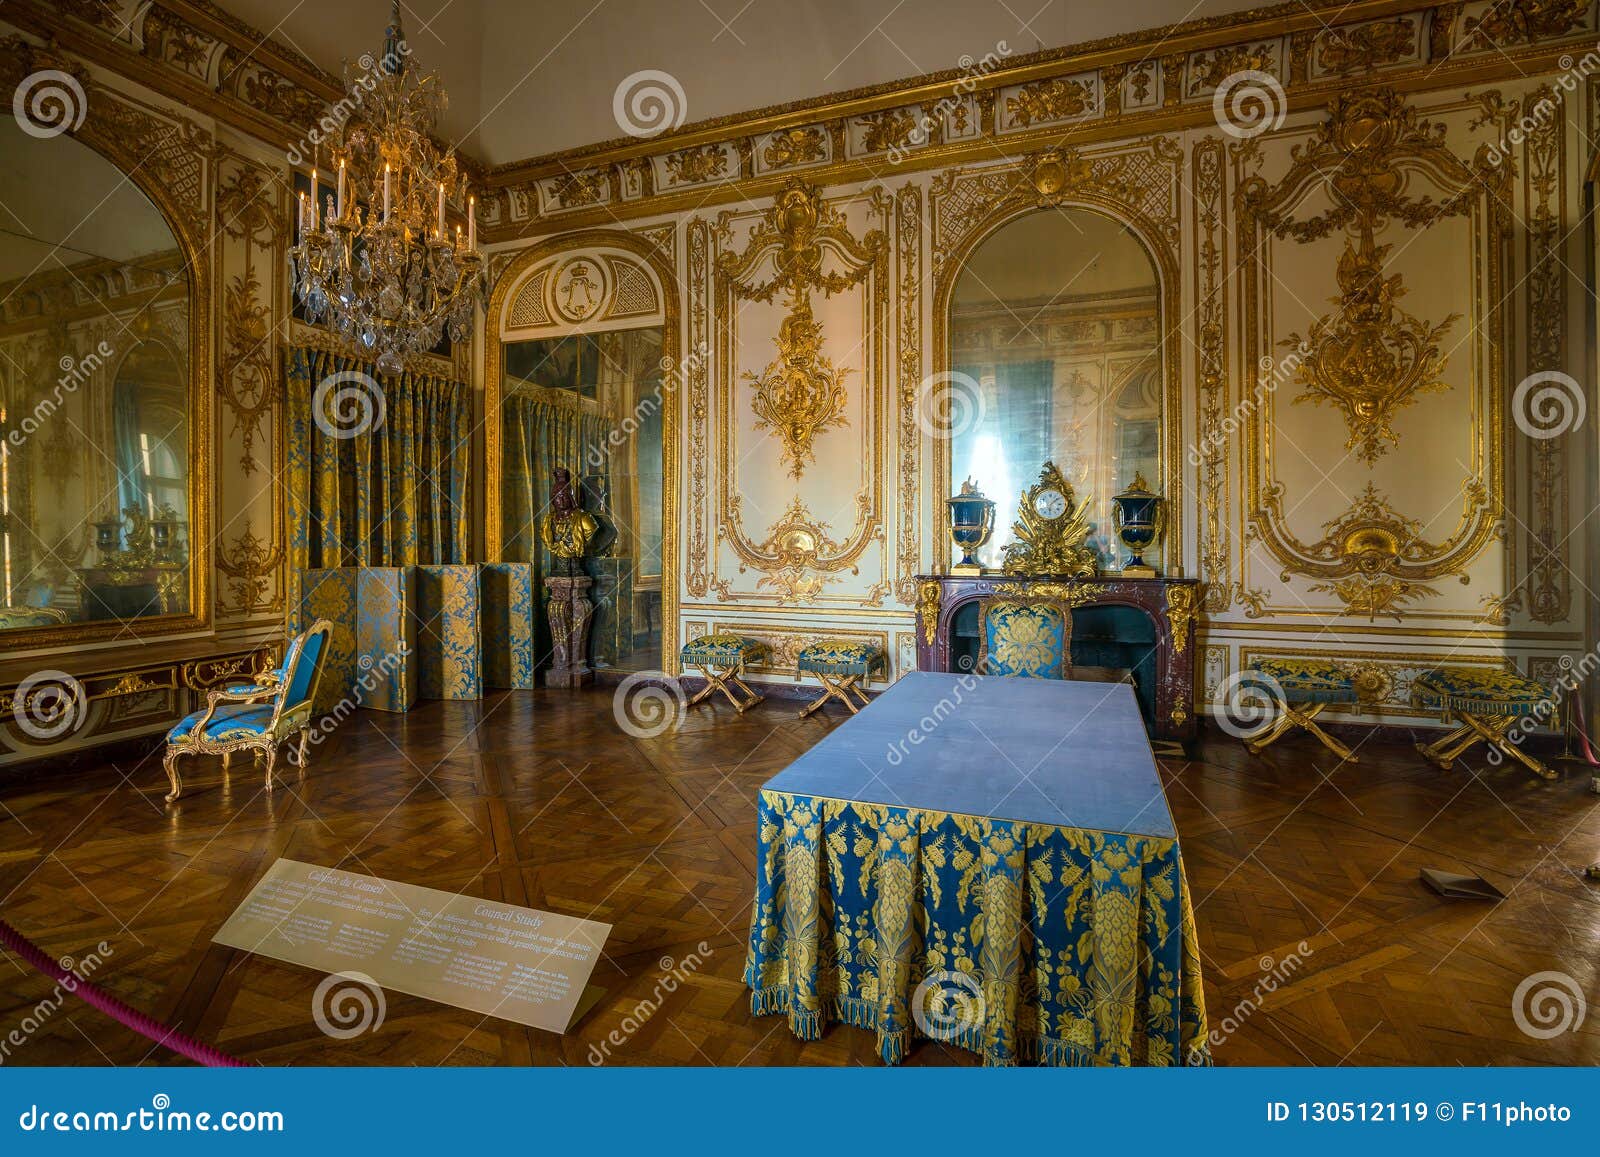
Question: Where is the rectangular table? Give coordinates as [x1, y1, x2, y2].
[743, 670, 1210, 1067]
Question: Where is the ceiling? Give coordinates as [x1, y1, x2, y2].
[217, 0, 1269, 167]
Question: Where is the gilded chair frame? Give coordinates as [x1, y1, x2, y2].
[977, 596, 1074, 679]
[163, 620, 333, 802]
[482, 229, 681, 674]
[0, 54, 212, 650]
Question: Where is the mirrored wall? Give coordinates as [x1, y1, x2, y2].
[0, 116, 194, 635]
[947, 207, 1163, 571]
[500, 326, 665, 673]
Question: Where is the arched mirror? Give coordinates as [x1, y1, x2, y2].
[0, 113, 197, 636]
[946, 207, 1164, 571]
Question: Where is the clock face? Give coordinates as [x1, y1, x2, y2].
[1033, 488, 1068, 520]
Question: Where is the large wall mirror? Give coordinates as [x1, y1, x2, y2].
[486, 239, 679, 677]
[946, 207, 1164, 572]
[0, 114, 201, 640]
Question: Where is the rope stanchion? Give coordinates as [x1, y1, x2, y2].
[0, 916, 246, 1067]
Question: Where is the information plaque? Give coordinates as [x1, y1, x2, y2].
[214, 858, 610, 1033]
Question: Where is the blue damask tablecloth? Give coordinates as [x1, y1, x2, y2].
[744, 671, 1210, 1067]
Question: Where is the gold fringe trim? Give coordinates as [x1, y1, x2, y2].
[745, 985, 1192, 1067]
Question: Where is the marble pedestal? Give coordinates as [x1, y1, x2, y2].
[545, 575, 595, 688]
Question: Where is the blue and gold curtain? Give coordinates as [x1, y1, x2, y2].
[286, 346, 472, 618]
[501, 392, 607, 659]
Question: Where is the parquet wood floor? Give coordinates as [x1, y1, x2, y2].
[2, 687, 1597, 1067]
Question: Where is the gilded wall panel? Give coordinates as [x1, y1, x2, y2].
[0, 53, 286, 764]
[213, 143, 288, 623]
[1234, 89, 1512, 624]
[706, 182, 892, 609]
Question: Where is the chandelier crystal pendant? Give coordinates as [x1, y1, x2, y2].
[288, 1, 484, 376]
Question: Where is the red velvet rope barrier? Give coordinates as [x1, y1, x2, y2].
[1569, 693, 1600, 767]
[0, 916, 246, 1067]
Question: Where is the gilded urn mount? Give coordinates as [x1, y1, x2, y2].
[946, 478, 995, 576]
[1111, 471, 1164, 577]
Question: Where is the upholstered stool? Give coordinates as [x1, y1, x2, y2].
[1412, 666, 1557, 780]
[679, 633, 768, 714]
[795, 640, 886, 718]
[1242, 657, 1360, 763]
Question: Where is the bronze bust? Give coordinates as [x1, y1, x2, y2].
[540, 466, 599, 576]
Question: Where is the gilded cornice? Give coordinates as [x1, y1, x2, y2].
[11, 0, 1597, 243]
[476, 0, 1598, 239]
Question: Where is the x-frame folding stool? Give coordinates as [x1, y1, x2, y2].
[680, 634, 768, 714]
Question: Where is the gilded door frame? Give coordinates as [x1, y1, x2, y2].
[930, 190, 1183, 576]
[483, 228, 680, 673]
[0, 85, 213, 650]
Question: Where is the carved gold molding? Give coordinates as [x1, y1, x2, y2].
[1518, 84, 1571, 625]
[893, 184, 923, 605]
[475, 1, 1598, 239]
[215, 160, 287, 478]
[1282, 231, 1459, 465]
[686, 218, 712, 598]
[715, 179, 883, 478]
[740, 497, 862, 602]
[1193, 137, 1230, 613]
[16, 0, 1597, 250]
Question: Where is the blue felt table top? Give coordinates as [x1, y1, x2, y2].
[763, 670, 1175, 839]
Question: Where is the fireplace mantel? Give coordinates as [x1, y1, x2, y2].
[913, 573, 1198, 742]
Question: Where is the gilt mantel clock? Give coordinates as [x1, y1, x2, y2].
[1001, 461, 1098, 577]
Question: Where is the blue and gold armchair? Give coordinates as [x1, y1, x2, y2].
[977, 597, 1134, 686]
[979, 597, 1072, 678]
[162, 620, 332, 803]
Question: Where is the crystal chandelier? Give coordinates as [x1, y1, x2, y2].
[288, 2, 484, 375]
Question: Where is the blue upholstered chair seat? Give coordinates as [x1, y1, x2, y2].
[1413, 667, 1553, 717]
[161, 620, 333, 802]
[1250, 658, 1358, 705]
[681, 632, 767, 667]
[796, 641, 886, 678]
[168, 703, 275, 743]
